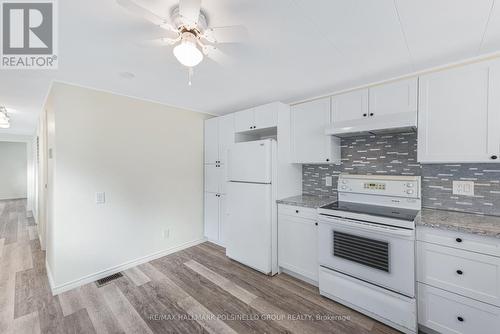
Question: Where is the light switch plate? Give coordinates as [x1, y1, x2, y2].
[325, 176, 333, 187]
[453, 181, 474, 197]
[95, 192, 106, 204]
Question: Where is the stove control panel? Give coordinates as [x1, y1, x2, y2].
[338, 174, 420, 199]
[363, 182, 386, 190]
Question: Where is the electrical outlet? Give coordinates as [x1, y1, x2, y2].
[325, 176, 333, 187]
[453, 181, 475, 197]
[95, 192, 105, 204]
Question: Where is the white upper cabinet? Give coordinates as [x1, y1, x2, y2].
[328, 78, 418, 136]
[234, 108, 255, 132]
[204, 118, 219, 164]
[205, 115, 234, 165]
[291, 97, 341, 164]
[418, 59, 500, 163]
[254, 103, 279, 129]
[332, 89, 369, 124]
[369, 77, 418, 118]
[234, 103, 279, 133]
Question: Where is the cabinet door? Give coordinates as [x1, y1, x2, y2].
[418, 59, 500, 163]
[205, 164, 223, 193]
[218, 164, 227, 194]
[369, 77, 417, 117]
[218, 194, 227, 246]
[278, 215, 318, 282]
[204, 192, 219, 241]
[254, 103, 278, 129]
[204, 118, 219, 164]
[218, 114, 235, 165]
[331, 89, 369, 124]
[291, 97, 338, 163]
[418, 283, 500, 334]
[234, 108, 255, 133]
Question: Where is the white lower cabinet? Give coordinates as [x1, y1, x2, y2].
[417, 227, 500, 333]
[418, 284, 500, 334]
[278, 205, 318, 282]
[417, 241, 500, 307]
[204, 192, 226, 245]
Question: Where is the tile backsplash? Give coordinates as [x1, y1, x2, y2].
[302, 132, 500, 216]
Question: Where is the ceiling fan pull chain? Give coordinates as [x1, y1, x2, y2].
[188, 67, 194, 86]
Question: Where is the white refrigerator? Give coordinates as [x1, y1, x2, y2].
[225, 139, 278, 275]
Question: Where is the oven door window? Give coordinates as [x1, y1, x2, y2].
[333, 231, 389, 272]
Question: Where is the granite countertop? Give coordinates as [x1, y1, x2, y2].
[419, 208, 500, 239]
[277, 195, 335, 209]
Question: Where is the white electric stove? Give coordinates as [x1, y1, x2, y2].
[317, 174, 421, 334]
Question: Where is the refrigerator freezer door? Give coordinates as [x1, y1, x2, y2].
[225, 181, 273, 274]
[227, 139, 273, 184]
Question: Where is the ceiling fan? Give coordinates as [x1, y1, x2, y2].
[117, 0, 247, 84]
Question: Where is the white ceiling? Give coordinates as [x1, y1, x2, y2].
[1, 0, 500, 135]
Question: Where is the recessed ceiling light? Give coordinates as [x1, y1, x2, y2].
[119, 72, 136, 79]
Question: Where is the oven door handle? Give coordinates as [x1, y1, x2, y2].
[319, 216, 415, 237]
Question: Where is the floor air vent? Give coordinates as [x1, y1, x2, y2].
[95, 272, 123, 287]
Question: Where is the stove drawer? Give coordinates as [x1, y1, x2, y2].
[418, 283, 500, 334]
[417, 241, 500, 306]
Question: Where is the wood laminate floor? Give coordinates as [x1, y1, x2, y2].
[0, 199, 400, 333]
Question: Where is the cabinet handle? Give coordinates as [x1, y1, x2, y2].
[315, 222, 318, 226]
[363, 113, 367, 117]
[457, 316, 464, 322]
[491, 155, 498, 160]
[456, 270, 463, 275]
[295, 210, 299, 213]
[326, 158, 330, 162]
[370, 113, 374, 116]
[456, 238, 462, 243]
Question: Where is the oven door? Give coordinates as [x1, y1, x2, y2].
[318, 214, 415, 297]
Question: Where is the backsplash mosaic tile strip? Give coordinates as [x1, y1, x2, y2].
[303, 132, 500, 216]
[303, 132, 420, 198]
[421, 164, 500, 216]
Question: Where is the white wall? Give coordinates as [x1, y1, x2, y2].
[0, 141, 27, 200]
[45, 82, 210, 292]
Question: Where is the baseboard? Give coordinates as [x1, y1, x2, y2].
[49, 237, 207, 295]
[46, 258, 55, 292]
[280, 267, 318, 287]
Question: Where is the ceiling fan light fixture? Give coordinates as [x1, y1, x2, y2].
[173, 32, 203, 67]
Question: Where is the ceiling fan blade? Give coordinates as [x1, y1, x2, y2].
[201, 45, 230, 64]
[140, 37, 179, 47]
[117, 0, 163, 25]
[116, 0, 178, 35]
[203, 26, 248, 44]
[179, 0, 201, 27]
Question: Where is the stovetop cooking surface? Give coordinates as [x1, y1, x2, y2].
[320, 201, 420, 222]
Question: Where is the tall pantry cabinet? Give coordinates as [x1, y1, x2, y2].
[204, 114, 235, 245]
